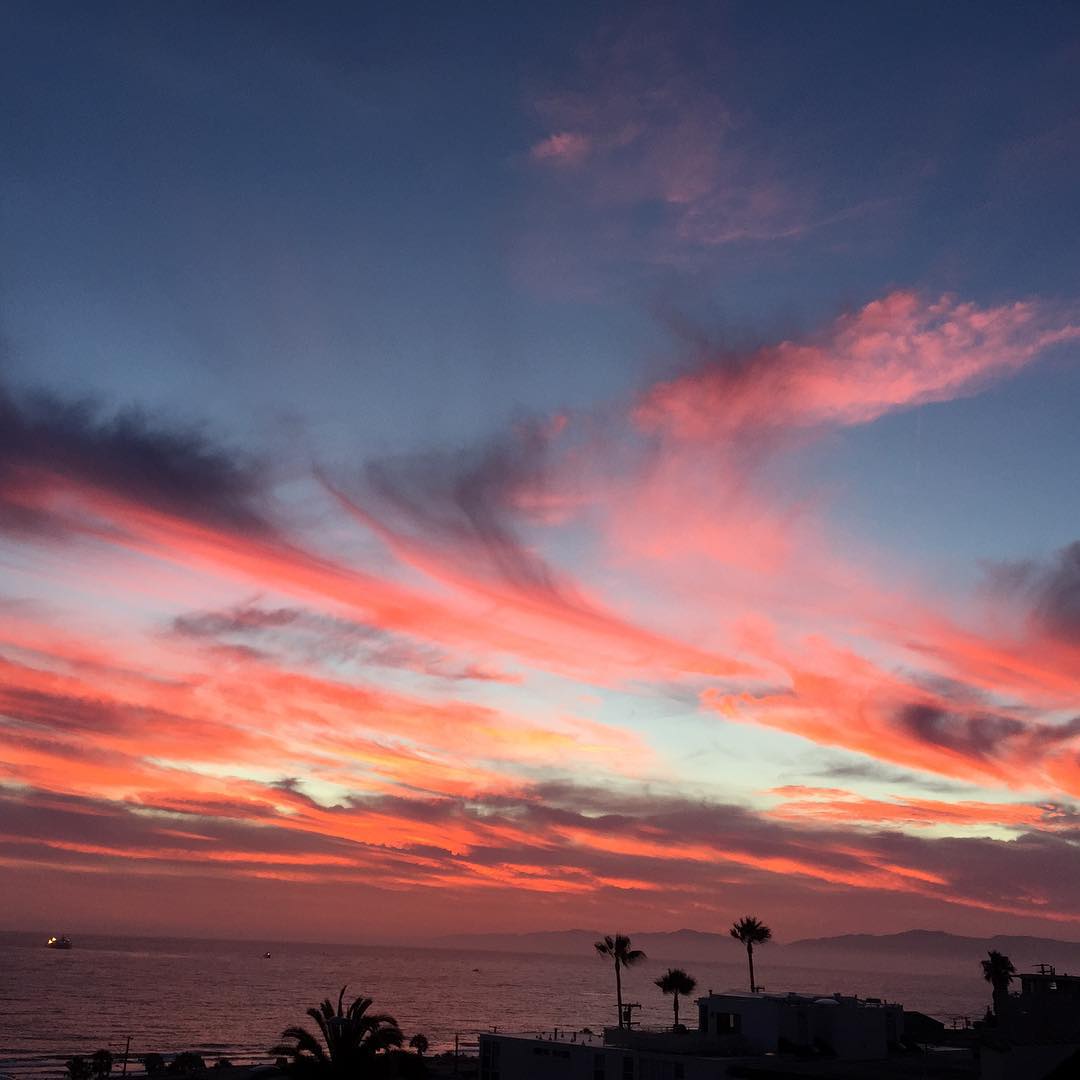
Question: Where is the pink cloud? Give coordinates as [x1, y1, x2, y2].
[530, 131, 591, 166]
[4, 283, 1080, 937]
[636, 292, 1080, 440]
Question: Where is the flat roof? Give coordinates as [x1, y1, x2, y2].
[699, 991, 900, 1007]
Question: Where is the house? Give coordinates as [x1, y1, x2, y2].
[980, 966, 1080, 1079]
[698, 990, 903, 1059]
[478, 987, 905, 1080]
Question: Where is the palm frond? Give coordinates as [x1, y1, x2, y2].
[306, 1008, 331, 1047]
[364, 1027, 405, 1054]
[273, 1026, 327, 1063]
[347, 997, 375, 1022]
[360, 1013, 398, 1030]
[730, 915, 772, 945]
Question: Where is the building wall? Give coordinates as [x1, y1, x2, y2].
[699, 994, 902, 1061]
[700, 995, 780, 1053]
[478, 1034, 758, 1080]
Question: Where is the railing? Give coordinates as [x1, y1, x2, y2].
[601, 1027, 741, 1054]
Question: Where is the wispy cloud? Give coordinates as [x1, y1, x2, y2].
[636, 292, 1080, 440]
[2, 286, 1079, 934]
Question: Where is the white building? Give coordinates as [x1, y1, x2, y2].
[478, 988, 904, 1080]
[698, 990, 903, 1058]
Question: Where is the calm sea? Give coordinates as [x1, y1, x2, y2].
[0, 933, 986, 1078]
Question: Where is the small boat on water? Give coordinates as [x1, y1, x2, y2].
[46, 934, 73, 949]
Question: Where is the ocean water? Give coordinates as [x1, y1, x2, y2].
[0, 933, 987, 1078]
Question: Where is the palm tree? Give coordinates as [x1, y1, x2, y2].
[981, 951, 1016, 1021]
[594, 934, 647, 1028]
[730, 916, 772, 993]
[408, 1034, 428, 1057]
[654, 968, 697, 1030]
[272, 986, 404, 1078]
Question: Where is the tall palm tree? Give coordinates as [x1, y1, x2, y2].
[272, 986, 404, 1078]
[981, 951, 1016, 1021]
[654, 968, 697, 1030]
[730, 916, 772, 993]
[594, 934, 647, 1028]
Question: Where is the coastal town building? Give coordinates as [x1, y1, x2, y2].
[478, 989, 905, 1079]
[980, 966, 1080, 1079]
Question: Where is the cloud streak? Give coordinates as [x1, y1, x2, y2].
[2, 284, 1079, 936]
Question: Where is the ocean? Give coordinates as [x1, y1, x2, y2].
[0, 932, 988, 1078]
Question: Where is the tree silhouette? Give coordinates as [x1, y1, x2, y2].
[408, 1034, 428, 1057]
[730, 916, 772, 993]
[67, 1057, 92, 1080]
[91, 1050, 113, 1079]
[981, 951, 1016, 1021]
[272, 986, 404, 1078]
[168, 1054, 205, 1074]
[654, 968, 697, 1029]
[594, 934, 646, 1028]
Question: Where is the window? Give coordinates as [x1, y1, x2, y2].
[714, 1012, 741, 1034]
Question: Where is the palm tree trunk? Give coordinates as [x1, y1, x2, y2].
[673, 992, 680, 1029]
[615, 958, 623, 1028]
[747, 943, 756, 993]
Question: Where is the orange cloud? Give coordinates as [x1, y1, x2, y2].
[767, 785, 1058, 830]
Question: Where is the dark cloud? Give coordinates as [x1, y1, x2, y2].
[897, 704, 1025, 762]
[985, 541, 1080, 645]
[896, 703, 1080, 765]
[0, 380, 272, 538]
[172, 604, 303, 639]
[336, 419, 568, 597]
[4, 778, 1080, 931]
[808, 758, 970, 795]
[1034, 542, 1080, 643]
[170, 601, 517, 682]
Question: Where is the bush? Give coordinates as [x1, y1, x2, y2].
[143, 1054, 166, 1076]
[67, 1057, 92, 1080]
[168, 1053, 206, 1074]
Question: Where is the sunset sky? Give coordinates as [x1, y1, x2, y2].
[2, 2, 1080, 942]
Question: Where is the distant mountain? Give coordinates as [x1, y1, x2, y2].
[786, 928, 1080, 964]
[434, 927, 1080, 968]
